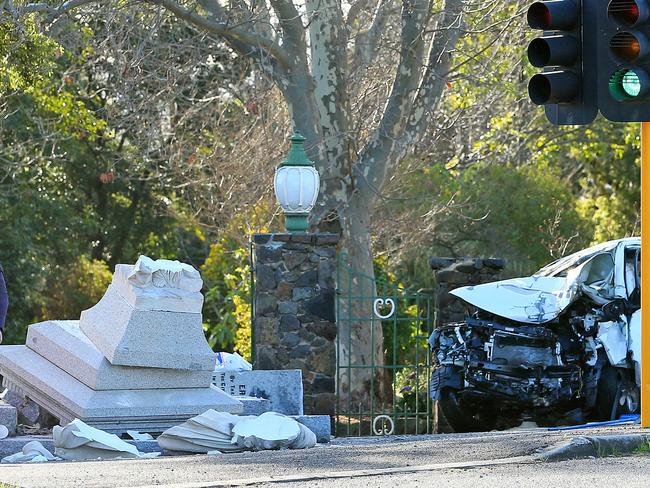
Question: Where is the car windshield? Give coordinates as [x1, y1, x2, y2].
[534, 241, 620, 278]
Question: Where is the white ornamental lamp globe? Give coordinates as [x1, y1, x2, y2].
[273, 132, 320, 232]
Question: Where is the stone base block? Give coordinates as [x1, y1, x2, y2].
[0, 404, 17, 436]
[80, 285, 215, 370]
[213, 369, 304, 415]
[27, 321, 212, 390]
[293, 415, 330, 443]
[0, 346, 242, 433]
[238, 396, 272, 416]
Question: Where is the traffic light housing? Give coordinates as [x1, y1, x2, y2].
[527, 0, 598, 125]
[597, 0, 650, 121]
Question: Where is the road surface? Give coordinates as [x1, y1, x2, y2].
[1, 424, 649, 487]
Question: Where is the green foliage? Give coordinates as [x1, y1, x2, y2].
[44, 257, 113, 321]
[201, 208, 268, 360]
[201, 240, 252, 358]
[0, 18, 58, 90]
[0, 17, 208, 343]
[374, 257, 431, 413]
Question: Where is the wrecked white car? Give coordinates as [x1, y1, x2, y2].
[429, 237, 641, 431]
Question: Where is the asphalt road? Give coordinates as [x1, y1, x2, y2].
[1, 424, 648, 488]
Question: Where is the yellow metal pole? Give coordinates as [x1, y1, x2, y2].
[642, 121, 650, 427]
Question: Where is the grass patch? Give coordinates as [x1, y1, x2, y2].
[634, 441, 650, 454]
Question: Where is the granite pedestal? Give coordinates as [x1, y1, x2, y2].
[0, 256, 241, 434]
[80, 286, 215, 370]
[27, 321, 212, 390]
[0, 346, 242, 433]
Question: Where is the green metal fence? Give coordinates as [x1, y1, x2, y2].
[335, 254, 434, 436]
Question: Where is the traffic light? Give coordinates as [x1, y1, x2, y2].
[527, 0, 598, 125]
[598, 0, 650, 121]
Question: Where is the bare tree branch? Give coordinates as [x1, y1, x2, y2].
[351, 0, 393, 71]
[354, 0, 431, 203]
[18, 0, 96, 15]
[403, 0, 465, 144]
[148, 0, 291, 67]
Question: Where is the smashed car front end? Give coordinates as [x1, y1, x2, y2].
[429, 238, 641, 430]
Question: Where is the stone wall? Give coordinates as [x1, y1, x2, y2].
[430, 257, 506, 328]
[252, 233, 339, 416]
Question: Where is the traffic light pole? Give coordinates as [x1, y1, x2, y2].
[642, 121, 650, 427]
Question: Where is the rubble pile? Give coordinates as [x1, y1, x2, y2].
[0, 256, 242, 434]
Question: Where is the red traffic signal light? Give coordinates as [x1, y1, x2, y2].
[608, 0, 650, 26]
[528, 0, 579, 29]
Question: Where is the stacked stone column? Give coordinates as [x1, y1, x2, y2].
[252, 233, 338, 416]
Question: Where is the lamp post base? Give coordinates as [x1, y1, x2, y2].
[284, 214, 309, 232]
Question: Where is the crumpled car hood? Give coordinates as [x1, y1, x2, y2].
[450, 276, 577, 324]
[449, 238, 637, 325]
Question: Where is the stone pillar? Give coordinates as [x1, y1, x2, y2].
[252, 233, 339, 416]
[429, 257, 506, 329]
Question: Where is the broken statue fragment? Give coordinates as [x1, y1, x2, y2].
[157, 410, 317, 454]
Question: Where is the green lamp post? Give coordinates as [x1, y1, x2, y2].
[273, 132, 320, 232]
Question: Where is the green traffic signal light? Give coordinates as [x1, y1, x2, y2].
[609, 67, 650, 100]
[623, 70, 642, 96]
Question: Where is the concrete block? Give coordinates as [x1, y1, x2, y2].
[213, 369, 304, 415]
[112, 264, 204, 314]
[80, 285, 215, 370]
[292, 415, 330, 443]
[238, 397, 272, 416]
[0, 403, 16, 436]
[0, 346, 242, 433]
[2, 389, 40, 425]
[27, 320, 212, 390]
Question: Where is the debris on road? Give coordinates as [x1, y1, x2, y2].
[1, 440, 58, 464]
[157, 410, 316, 453]
[126, 430, 154, 441]
[232, 412, 316, 450]
[547, 414, 640, 431]
[53, 419, 160, 461]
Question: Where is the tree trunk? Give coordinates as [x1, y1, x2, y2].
[335, 196, 390, 409]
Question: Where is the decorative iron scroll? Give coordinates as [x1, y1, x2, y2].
[373, 298, 395, 319]
[372, 415, 395, 436]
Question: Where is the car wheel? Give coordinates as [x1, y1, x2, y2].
[595, 365, 639, 421]
[438, 388, 497, 432]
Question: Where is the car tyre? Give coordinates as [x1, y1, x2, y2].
[438, 388, 497, 432]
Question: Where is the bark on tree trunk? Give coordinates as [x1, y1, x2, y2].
[335, 196, 391, 407]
